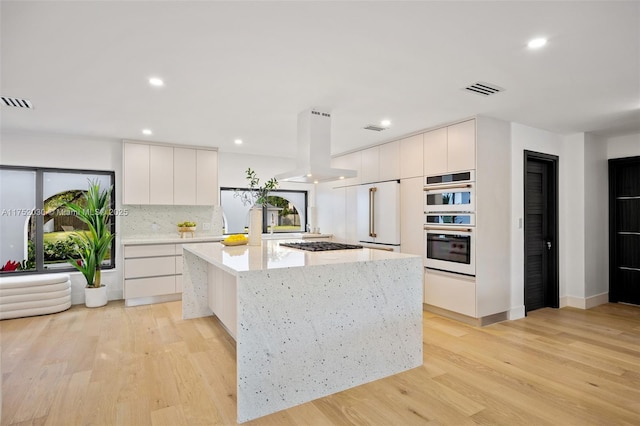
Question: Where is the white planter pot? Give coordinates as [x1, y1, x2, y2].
[85, 285, 108, 308]
[248, 207, 263, 246]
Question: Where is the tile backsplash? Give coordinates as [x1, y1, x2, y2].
[120, 205, 224, 236]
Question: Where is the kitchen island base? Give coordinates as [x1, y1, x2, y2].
[182, 242, 423, 423]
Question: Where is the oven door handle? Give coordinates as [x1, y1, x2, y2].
[424, 225, 473, 232]
[424, 183, 473, 191]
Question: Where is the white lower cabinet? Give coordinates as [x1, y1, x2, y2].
[123, 243, 183, 304]
[125, 276, 176, 299]
[424, 269, 476, 317]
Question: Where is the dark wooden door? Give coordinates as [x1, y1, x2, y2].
[524, 151, 559, 313]
[609, 156, 640, 305]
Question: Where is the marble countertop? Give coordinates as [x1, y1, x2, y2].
[121, 232, 332, 246]
[182, 239, 417, 276]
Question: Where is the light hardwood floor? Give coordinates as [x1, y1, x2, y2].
[2, 301, 639, 425]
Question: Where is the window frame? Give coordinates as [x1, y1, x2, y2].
[220, 187, 308, 234]
[0, 165, 116, 276]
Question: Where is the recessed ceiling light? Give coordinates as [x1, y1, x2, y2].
[314, 180, 319, 184]
[527, 38, 547, 49]
[142, 129, 152, 135]
[307, 173, 313, 177]
[380, 119, 391, 127]
[339, 176, 345, 180]
[149, 77, 164, 87]
[234, 139, 243, 145]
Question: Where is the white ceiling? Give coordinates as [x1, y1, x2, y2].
[1, 1, 639, 158]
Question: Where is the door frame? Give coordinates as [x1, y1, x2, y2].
[523, 150, 559, 311]
[608, 155, 640, 303]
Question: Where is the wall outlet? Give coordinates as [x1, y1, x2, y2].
[203, 222, 211, 231]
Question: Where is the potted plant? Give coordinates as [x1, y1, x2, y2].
[65, 180, 115, 307]
[234, 168, 278, 245]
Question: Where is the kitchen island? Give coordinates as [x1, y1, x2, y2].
[182, 240, 423, 423]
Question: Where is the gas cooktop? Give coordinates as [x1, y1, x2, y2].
[279, 242, 364, 252]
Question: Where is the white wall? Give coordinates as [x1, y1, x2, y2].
[510, 123, 565, 319]
[0, 130, 124, 304]
[561, 133, 587, 301]
[511, 125, 616, 317]
[583, 133, 608, 301]
[607, 132, 640, 159]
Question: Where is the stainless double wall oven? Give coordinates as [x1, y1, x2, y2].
[424, 171, 476, 276]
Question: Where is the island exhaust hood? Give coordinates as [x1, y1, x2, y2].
[275, 109, 357, 184]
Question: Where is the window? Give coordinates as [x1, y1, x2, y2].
[0, 166, 116, 274]
[220, 188, 307, 234]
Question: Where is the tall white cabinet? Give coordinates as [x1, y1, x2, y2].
[422, 117, 511, 323]
[123, 141, 219, 205]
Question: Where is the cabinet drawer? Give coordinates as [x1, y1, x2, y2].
[125, 257, 175, 279]
[175, 256, 183, 275]
[125, 276, 176, 299]
[124, 244, 176, 258]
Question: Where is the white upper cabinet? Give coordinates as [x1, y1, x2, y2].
[173, 148, 197, 205]
[400, 134, 424, 179]
[149, 145, 174, 204]
[447, 119, 476, 173]
[360, 146, 380, 184]
[360, 142, 401, 184]
[122, 141, 218, 205]
[423, 119, 476, 176]
[196, 149, 219, 205]
[423, 127, 448, 176]
[378, 141, 400, 182]
[123, 142, 150, 205]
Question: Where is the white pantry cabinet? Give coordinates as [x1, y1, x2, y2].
[423, 119, 475, 176]
[122, 141, 218, 205]
[400, 176, 424, 256]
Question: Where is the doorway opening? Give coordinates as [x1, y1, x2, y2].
[524, 151, 559, 313]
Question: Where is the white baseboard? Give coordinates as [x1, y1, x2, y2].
[560, 292, 609, 309]
[508, 305, 525, 320]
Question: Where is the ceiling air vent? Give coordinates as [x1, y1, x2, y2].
[363, 124, 386, 132]
[463, 82, 504, 97]
[1, 96, 33, 108]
